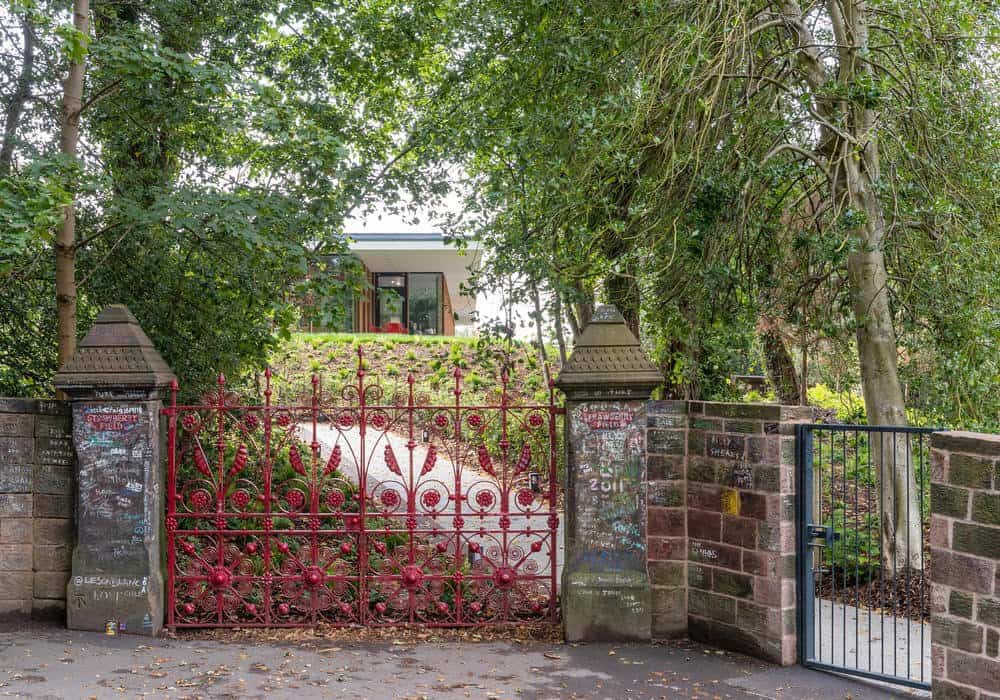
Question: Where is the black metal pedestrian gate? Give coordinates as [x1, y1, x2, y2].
[797, 424, 934, 689]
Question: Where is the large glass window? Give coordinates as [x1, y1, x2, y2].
[375, 274, 406, 329]
[408, 273, 442, 335]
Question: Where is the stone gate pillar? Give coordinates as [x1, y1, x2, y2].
[555, 305, 664, 641]
[55, 305, 176, 635]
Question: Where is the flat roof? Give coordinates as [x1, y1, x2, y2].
[348, 232, 445, 242]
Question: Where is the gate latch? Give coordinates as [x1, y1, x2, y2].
[807, 525, 840, 547]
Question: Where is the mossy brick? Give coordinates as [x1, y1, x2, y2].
[988, 629, 999, 658]
[0, 518, 31, 543]
[0, 398, 69, 416]
[953, 522, 1000, 560]
[736, 600, 782, 636]
[688, 509, 721, 541]
[933, 483, 971, 518]
[933, 616, 984, 653]
[33, 463, 74, 495]
[688, 589, 736, 624]
[648, 507, 685, 537]
[650, 561, 686, 587]
[688, 540, 741, 569]
[722, 516, 757, 548]
[34, 493, 72, 518]
[949, 454, 994, 489]
[747, 438, 780, 467]
[33, 544, 71, 571]
[949, 590, 974, 618]
[0, 464, 31, 494]
[688, 616, 786, 666]
[932, 548, 994, 594]
[932, 432, 1000, 457]
[687, 430, 706, 457]
[651, 586, 687, 638]
[648, 536, 685, 561]
[978, 597, 1000, 627]
[687, 457, 717, 484]
[648, 429, 685, 455]
[753, 465, 781, 493]
[704, 403, 781, 420]
[779, 437, 797, 466]
[0, 599, 31, 620]
[690, 418, 722, 431]
[932, 679, 979, 700]
[648, 400, 688, 416]
[32, 518, 72, 546]
[742, 550, 778, 577]
[647, 413, 686, 429]
[713, 571, 752, 598]
[931, 515, 951, 548]
[0, 414, 34, 437]
[687, 483, 722, 511]
[973, 493, 1000, 526]
[706, 434, 745, 460]
[0, 494, 31, 517]
[947, 649, 1000, 690]
[648, 455, 684, 481]
[33, 571, 70, 599]
[35, 414, 71, 438]
[688, 564, 712, 590]
[724, 420, 761, 435]
[648, 481, 684, 508]
[0, 544, 32, 570]
[739, 492, 775, 521]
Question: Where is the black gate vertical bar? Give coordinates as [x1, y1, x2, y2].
[796, 424, 815, 665]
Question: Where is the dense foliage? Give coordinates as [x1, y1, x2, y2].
[1, 0, 997, 430]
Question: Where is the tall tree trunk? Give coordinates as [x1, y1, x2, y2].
[55, 0, 89, 368]
[833, 0, 921, 574]
[0, 14, 34, 177]
[759, 317, 801, 404]
[782, 0, 921, 572]
[552, 292, 568, 364]
[529, 280, 549, 370]
[564, 293, 582, 340]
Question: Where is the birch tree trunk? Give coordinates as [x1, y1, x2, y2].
[55, 0, 89, 368]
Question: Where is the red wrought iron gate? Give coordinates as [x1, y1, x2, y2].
[163, 348, 563, 628]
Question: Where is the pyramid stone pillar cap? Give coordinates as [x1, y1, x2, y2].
[54, 304, 176, 399]
[555, 305, 663, 400]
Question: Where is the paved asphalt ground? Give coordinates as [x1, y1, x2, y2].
[0, 622, 929, 700]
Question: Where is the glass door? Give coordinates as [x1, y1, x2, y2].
[375, 274, 406, 331]
[407, 273, 442, 335]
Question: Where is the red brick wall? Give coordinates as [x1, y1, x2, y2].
[647, 400, 812, 664]
[930, 431, 1000, 699]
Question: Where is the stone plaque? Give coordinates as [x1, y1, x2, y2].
[0, 414, 34, 437]
[0, 437, 33, 464]
[73, 403, 154, 571]
[569, 401, 647, 572]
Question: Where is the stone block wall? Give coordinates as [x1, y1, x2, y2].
[646, 401, 688, 637]
[930, 431, 1000, 699]
[0, 398, 75, 620]
[682, 402, 811, 665]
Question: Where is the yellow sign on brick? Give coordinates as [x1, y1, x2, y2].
[721, 487, 740, 516]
